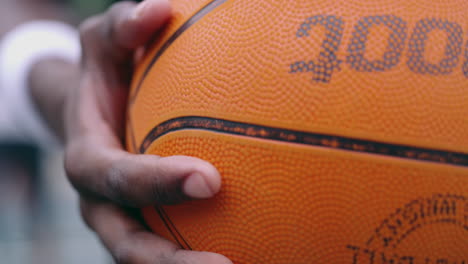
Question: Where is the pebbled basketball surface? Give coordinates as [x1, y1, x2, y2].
[126, 0, 468, 263]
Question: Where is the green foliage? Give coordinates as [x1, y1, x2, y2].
[68, 0, 115, 17]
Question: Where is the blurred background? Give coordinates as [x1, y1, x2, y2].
[0, 0, 139, 263]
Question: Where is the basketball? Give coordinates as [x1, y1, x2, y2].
[126, 0, 468, 263]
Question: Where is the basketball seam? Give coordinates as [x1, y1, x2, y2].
[129, 0, 229, 250]
[139, 116, 468, 167]
[129, 0, 229, 105]
[154, 205, 192, 250]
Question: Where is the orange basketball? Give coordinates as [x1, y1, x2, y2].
[126, 0, 468, 263]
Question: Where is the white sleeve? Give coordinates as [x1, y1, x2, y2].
[0, 20, 80, 148]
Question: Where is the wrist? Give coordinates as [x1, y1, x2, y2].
[28, 57, 79, 141]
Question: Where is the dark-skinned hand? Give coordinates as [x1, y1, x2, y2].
[60, 1, 231, 263]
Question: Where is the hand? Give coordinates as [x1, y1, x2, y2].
[62, 0, 231, 263]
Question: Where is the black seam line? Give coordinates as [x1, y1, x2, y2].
[159, 205, 192, 250]
[130, 0, 228, 250]
[154, 205, 192, 250]
[129, 0, 228, 104]
[139, 116, 468, 167]
[153, 205, 181, 247]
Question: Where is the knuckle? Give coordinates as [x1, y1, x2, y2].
[152, 161, 186, 205]
[151, 178, 184, 205]
[105, 161, 125, 192]
[146, 160, 186, 205]
[64, 145, 83, 187]
[105, 160, 133, 205]
[104, 155, 188, 206]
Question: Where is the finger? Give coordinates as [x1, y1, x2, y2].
[81, 198, 233, 264]
[66, 136, 222, 206]
[79, 0, 171, 67]
[113, 0, 172, 50]
[74, 0, 172, 138]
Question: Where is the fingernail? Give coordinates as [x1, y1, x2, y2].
[183, 172, 215, 199]
[131, 0, 150, 20]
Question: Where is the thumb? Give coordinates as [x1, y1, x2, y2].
[66, 139, 222, 206]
